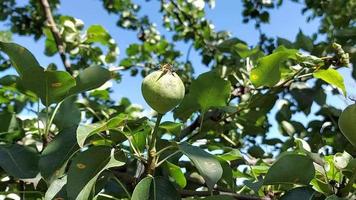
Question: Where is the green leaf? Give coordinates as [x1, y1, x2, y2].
[0, 43, 76, 104]
[68, 66, 111, 95]
[0, 31, 12, 42]
[160, 121, 182, 136]
[173, 94, 198, 121]
[39, 126, 79, 181]
[53, 96, 81, 130]
[219, 149, 243, 161]
[250, 46, 298, 87]
[0, 75, 19, 86]
[163, 161, 187, 189]
[277, 37, 295, 49]
[45, 176, 67, 200]
[0, 42, 43, 77]
[217, 38, 245, 52]
[234, 43, 261, 58]
[0, 144, 39, 179]
[67, 146, 126, 200]
[217, 157, 234, 190]
[0, 111, 15, 132]
[295, 30, 313, 52]
[313, 68, 346, 96]
[43, 28, 57, 56]
[85, 25, 111, 45]
[280, 187, 315, 200]
[178, 142, 223, 190]
[175, 71, 231, 120]
[132, 176, 152, 200]
[0, 42, 77, 105]
[76, 114, 127, 147]
[131, 176, 179, 200]
[40, 70, 76, 105]
[264, 154, 315, 185]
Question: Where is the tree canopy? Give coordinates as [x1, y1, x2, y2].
[0, 0, 355, 199]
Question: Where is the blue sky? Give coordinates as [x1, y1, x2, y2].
[1, 0, 355, 136]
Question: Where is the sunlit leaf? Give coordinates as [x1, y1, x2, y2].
[313, 68, 346, 96]
[250, 46, 297, 87]
[76, 114, 128, 147]
[175, 71, 231, 120]
[163, 161, 187, 189]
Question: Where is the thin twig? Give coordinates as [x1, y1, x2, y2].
[180, 189, 271, 200]
[39, 0, 72, 73]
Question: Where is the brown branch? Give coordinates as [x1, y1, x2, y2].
[39, 0, 72, 73]
[180, 190, 271, 200]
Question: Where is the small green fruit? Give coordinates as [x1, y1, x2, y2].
[141, 68, 185, 114]
[338, 103, 356, 147]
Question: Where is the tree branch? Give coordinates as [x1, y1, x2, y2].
[180, 190, 271, 200]
[39, 0, 72, 73]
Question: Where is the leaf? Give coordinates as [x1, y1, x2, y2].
[18, 69, 76, 106]
[0, 41, 77, 105]
[173, 94, 198, 121]
[313, 68, 346, 96]
[45, 176, 67, 200]
[178, 142, 223, 190]
[217, 158, 234, 190]
[76, 114, 127, 147]
[250, 46, 298, 87]
[263, 154, 315, 185]
[0, 144, 39, 179]
[67, 146, 126, 200]
[295, 30, 313, 52]
[85, 25, 111, 45]
[219, 149, 243, 161]
[163, 161, 187, 188]
[175, 71, 231, 120]
[0, 30, 12, 42]
[0, 111, 14, 132]
[280, 186, 315, 200]
[0, 75, 19, 86]
[68, 66, 111, 95]
[217, 38, 245, 52]
[234, 43, 261, 58]
[39, 126, 79, 181]
[0, 42, 43, 77]
[160, 121, 182, 136]
[132, 177, 151, 200]
[131, 176, 179, 200]
[53, 96, 81, 130]
[277, 37, 295, 49]
[43, 28, 57, 56]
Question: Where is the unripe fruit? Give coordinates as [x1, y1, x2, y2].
[141, 67, 185, 114]
[338, 103, 356, 147]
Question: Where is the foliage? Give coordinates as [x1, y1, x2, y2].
[0, 0, 355, 200]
